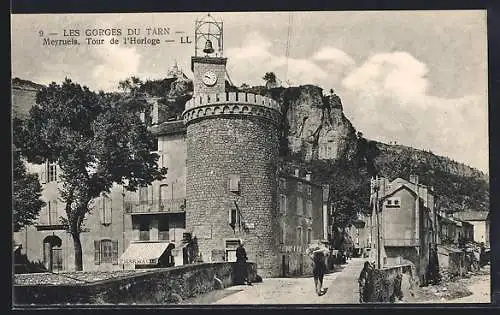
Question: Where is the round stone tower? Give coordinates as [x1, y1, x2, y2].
[183, 92, 282, 277]
[183, 14, 282, 277]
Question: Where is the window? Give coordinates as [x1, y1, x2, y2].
[297, 196, 303, 215]
[297, 182, 303, 193]
[279, 194, 287, 215]
[307, 228, 312, 244]
[94, 239, 118, 265]
[306, 200, 313, 218]
[386, 197, 401, 208]
[297, 227, 303, 245]
[99, 195, 112, 225]
[279, 178, 287, 191]
[47, 200, 59, 225]
[160, 184, 170, 202]
[139, 186, 149, 204]
[229, 174, 240, 193]
[280, 222, 286, 244]
[158, 217, 169, 240]
[153, 137, 159, 151]
[101, 240, 113, 263]
[306, 185, 312, 197]
[138, 217, 150, 241]
[48, 163, 58, 182]
[229, 207, 239, 230]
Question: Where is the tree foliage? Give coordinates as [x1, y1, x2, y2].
[15, 78, 167, 270]
[12, 147, 45, 232]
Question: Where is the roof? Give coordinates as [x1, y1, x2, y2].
[453, 211, 489, 222]
[439, 215, 457, 225]
[149, 120, 186, 136]
[380, 183, 417, 200]
[380, 177, 432, 202]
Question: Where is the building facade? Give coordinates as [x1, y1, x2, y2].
[451, 211, 490, 246]
[369, 175, 438, 284]
[13, 19, 329, 276]
[277, 169, 328, 276]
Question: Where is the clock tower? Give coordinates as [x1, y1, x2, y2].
[191, 14, 226, 95]
[183, 14, 283, 278]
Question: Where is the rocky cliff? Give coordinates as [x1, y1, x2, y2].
[267, 85, 359, 162]
[11, 78, 42, 120]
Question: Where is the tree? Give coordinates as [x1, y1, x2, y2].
[15, 78, 167, 270]
[263, 72, 278, 88]
[12, 146, 45, 232]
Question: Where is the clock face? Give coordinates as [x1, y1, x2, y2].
[202, 71, 218, 86]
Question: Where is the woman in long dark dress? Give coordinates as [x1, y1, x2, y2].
[236, 241, 252, 286]
[358, 261, 374, 303]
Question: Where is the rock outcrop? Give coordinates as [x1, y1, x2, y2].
[265, 85, 358, 162]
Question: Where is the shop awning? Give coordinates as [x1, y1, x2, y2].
[119, 242, 173, 265]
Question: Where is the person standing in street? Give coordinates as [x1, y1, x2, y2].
[236, 240, 252, 286]
[358, 261, 374, 303]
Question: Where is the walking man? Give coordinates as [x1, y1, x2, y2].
[236, 240, 252, 286]
[307, 240, 329, 296]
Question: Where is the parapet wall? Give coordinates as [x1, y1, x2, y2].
[13, 262, 257, 305]
[182, 92, 281, 126]
[366, 264, 416, 303]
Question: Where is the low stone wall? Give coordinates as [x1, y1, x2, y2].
[13, 262, 257, 305]
[365, 264, 416, 303]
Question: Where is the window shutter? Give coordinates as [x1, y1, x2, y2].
[97, 197, 104, 224]
[229, 175, 240, 192]
[94, 240, 101, 265]
[47, 201, 52, 225]
[56, 164, 62, 182]
[148, 185, 154, 205]
[112, 240, 119, 265]
[105, 197, 112, 224]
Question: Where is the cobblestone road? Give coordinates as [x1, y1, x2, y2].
[183, 258, 367, 304]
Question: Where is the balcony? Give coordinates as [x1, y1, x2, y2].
[124, 198, 186, 214]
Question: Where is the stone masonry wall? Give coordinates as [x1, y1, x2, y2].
[367, 264, 416, 303]
[13, 262, 257, 305]
[186, 116, 280, 277]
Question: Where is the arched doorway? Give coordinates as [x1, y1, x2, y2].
[43, 235, 62, 272]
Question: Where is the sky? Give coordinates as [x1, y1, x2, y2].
[11, 11, 489, 173]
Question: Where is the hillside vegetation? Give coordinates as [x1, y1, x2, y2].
[12, 78, 489, 228]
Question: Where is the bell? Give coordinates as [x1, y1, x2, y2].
[203, 39, 215, 54]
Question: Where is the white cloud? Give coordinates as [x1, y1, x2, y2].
[92, 44, 141, 91]
[226, 32, 349, 88]
[341, 51, 488, 172]
[343, 52, 429, 105]
[312, 47, 355, 66]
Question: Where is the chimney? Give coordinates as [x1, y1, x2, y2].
[294, 169, 300, 177]
[305, 172, 312, 181]
[409, 174, 419, 185]
[151, 98, 159, 125]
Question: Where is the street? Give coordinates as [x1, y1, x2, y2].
[183, 258, 367, 304]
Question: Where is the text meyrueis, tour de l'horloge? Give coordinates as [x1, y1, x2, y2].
[41, 27, 176, 47]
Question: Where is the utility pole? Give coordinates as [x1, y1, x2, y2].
[371, 176, 382, 269]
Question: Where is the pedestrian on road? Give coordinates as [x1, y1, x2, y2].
[358, 261, 374, 303]
[307, 240, 329, 296]
[236, 240, 252, 286]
